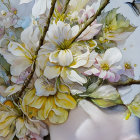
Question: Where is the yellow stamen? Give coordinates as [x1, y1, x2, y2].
[13, 10, 17, 15]
[1, 10, 7, 16]
[101, 63, 110, 71]
[134, 64, 137, 67]
[4, 100, 15, 108]
[125, 63, 131, 69]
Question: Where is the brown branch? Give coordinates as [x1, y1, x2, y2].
[110, 79, 140, 87]
[70, 0, 110, 44]
[62, 0, 71, 14]
[17, 0, 57, 98]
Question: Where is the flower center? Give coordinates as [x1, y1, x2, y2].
[58, 39, 72, 50]
[101, 63, 110, 71]
[1, 10, 7, 16]
[125, 63, 131, 69]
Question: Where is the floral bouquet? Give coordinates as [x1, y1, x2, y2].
[0, 0, 140, 139]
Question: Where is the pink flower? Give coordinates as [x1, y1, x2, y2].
[119, 62, 134, 78]
[77, 5, 102, 41]
[0, 10, 18, 28]
[78, 5, 95, 24]
[10, 8, 17, 15]
[77, 21, 102, 41]
[85, 48, 122, 82]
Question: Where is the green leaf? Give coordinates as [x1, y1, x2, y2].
[0, 54, 10, 85]
[0, 54, 10, 73]
[99, 8, 136, 41]
[91, 98, 122, 108]
[105, 8, 118, 25]
[127, 93, 140, 118]
[85, 85, 123, 108]
[89, 85, 120, 100]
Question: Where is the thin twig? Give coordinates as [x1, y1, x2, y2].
[62, 0, 71, 14]
[110, 79, 140, 87]
[70, 0, 110, 44]
[17, 0, 57, 98]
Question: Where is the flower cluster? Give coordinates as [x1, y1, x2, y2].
[0, 0, 139, 139]
[0, 101, 48, 140]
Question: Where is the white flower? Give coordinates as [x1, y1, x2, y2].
[0, 10, 17, 28]
[0, 25, 40, 95]
[85, 48, 122, 82]
[1, 25, 40, 77]
[32, 0, 51, 17]
[36, 21, 98, 94]
[35, 78, 57, 96]
[119, 61, 134, 78]
[20, 0, 51, 18]
[39, 21, 89, 86]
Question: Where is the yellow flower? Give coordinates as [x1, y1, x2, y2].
[0, 101, 19, 139]
[0, 100, 48, 139]
[21, 85, 77, 124]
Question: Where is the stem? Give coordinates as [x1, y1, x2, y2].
[17, 0, 57, 98]
[70, 0, 110, 44]
[111, 79, 140, 87]
[62, 0, 71, 14]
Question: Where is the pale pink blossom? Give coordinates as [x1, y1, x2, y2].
[0, 10, 18, 28]
[119, 62, 134, 78]
[85, 48, 122, 82]
[78, 5, 95, 24]
[77, 21, 102, 41]
[77, 5, 102, 41]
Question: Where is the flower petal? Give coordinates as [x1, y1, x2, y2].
[58, 84, 70, 94]
[8, 42, 27, 57]
[84, 67, 100, 76]
[99, 70, 107, 79]
[103, 48, 122, 66]
[22, 89, 36, 106]
[21, 25, 40, 51]
[70, 47, 90, 68]
[71, 25, 79, 37]
[35, 78, 56, 96]
[16, 118, 25, 133]
[77, 23, 102, 41]
[67, 69, 87, 85]
[58, 49, 73, 66]
[48, 106, 68, 124]
[84, 51, 98, 68]
[10, 57, 31, 76]
[20, 0, 32, 4]
[44, 65, 61, 79]
[67, 83, 86, 95]
[29, 96, 46, 109]
[38, 97, 53, 120]
[32, 0, 51, 17]
[5, 85, 22, 96]
[55, 92, 76, 109]
[49, 50, 59, 64]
